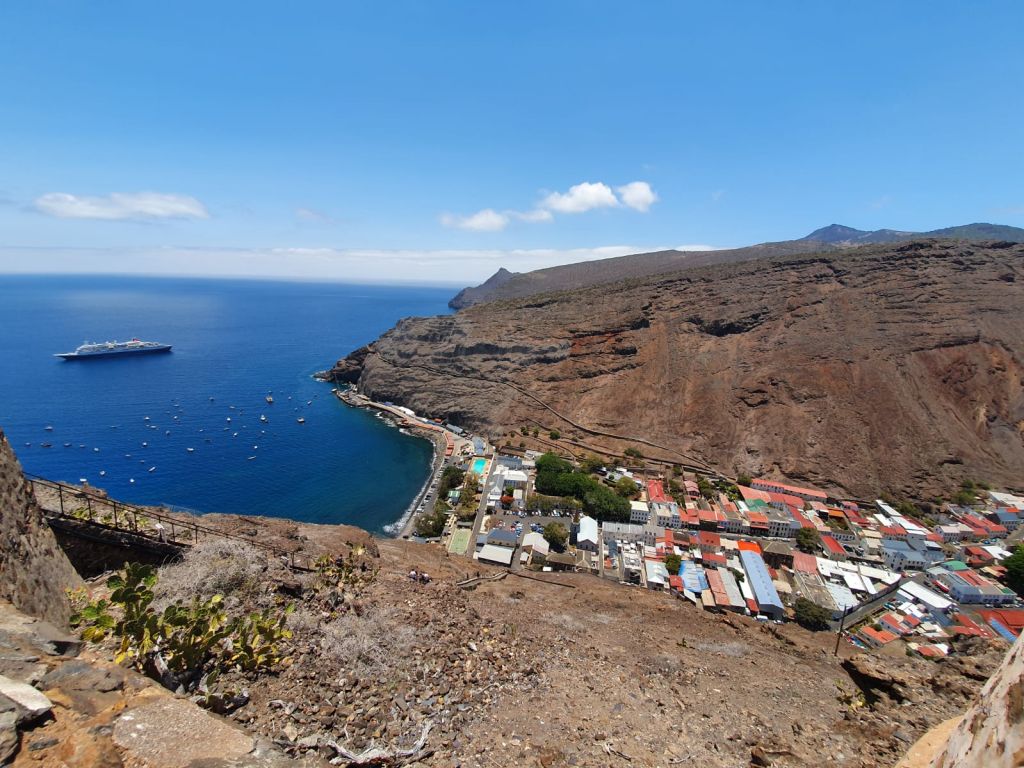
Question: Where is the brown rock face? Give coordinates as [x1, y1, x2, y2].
[334, 240, 1024, 498]
[0, 429, 81, 627]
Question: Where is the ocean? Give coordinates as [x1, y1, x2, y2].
[0, 275, 454, 534]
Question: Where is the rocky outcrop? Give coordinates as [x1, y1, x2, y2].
[0, 430, 80, 628]
[926, 631, 1024, 767]
[333, 239, 1024, 498]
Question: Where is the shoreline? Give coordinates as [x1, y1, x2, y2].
[331, 387, 457, 539]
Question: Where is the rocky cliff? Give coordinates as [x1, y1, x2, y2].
[0, 430, 80, 627]
[334, 239, 1024, 498]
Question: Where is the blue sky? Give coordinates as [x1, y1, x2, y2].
[1, 2, 1022, 283]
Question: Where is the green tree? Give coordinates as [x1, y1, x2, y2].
[795, 527, 821, 554]
[1004, 546, 1024, 596]
[579, 454, 604, 474]
[614, 476, 638, 498]
[542, 522, 568, 552]
[664, 553, 682, 575]
[793, 598, 831, 631]
[952, 489, 976, 507]
[736, 473, 752, 487]
[624, 447, 643, 460]
[549, 429, 561, 440]
[695, 474, 716, 501]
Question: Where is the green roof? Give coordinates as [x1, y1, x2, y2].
[943, 559, 969, 571]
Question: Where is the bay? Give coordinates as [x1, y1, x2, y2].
[0, 275, 453, 534]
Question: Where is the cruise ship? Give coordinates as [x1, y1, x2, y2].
[55, 339, 173, 360]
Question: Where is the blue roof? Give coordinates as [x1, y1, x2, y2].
[680, 560, 707, 592]
[988, 617, 1018, 644]
[739, 550, 783, 612]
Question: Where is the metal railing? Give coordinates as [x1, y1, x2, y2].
[26, 474, 312, 571]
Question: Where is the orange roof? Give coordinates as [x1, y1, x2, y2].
[737, 540, 762, 554]
[860, 626, 898, 645]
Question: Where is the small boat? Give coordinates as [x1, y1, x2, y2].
[148, 466, 156, 473]
[173, 416, 179, 421]
[44, 425, 53, 431]
[186, 447, 195, 453]
[24, 442, 31, 447]
[247, 455, 256, 460]
[125, 453, 132, 458]
[144, 416, 150, 421]
[296, 417, 306, 424]
[252, 445, 258, 450]
[40, 442, 52, 448]
[165, 430, 171, 436]
[205, 438, 212, 443]
[129, 478, 135, 484]
[79, 478, 87, 484]
[78, 444, 85, 448]
[209, 396, 215, 401]
[266, 395, 274, 404]
[64, 442, 72, 448]
[93, 447, 100, 452]
[99, 470, 106, 476]
[199, 428, 204, 432]
[226, 417, 232, 422]
[142, 442, 148, 447]
[260, 414, 268, 423]
[306, 400, 312, 406]
[232, 432, 238, 437]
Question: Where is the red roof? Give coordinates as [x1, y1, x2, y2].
[647, 479, 670, 504]
[767, 491, 805, 509]
[916, 645, 946, 658]
[703, 552, 727, 567]
[859, 626, 897, 645]
[668, 575, 683, 590]
[697, 531, 721, 549]
[751, 478, 828, 501]
[738, 486, 772, 504]
[820, 534, 846, 556]
[977, 609, 1024, 636]
[879, 525, 907, 538]
[737, 540, 762, 554]
[792, 552, 817, 573]
[747, 512, 769, 526]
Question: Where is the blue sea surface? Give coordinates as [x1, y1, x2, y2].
[0, 275, 454, 533]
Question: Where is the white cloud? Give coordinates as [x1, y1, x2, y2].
[541, 181, 619, 214]
[616, 181, 658, 212]
[34, 192, 209, 221]
[510, 209, 554, 223]
[440, 208, 510, 232]
[0, 242, 719, 284]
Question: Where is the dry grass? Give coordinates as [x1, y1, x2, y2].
[155, 539, 272, 608]
[320, 605, 419, 678]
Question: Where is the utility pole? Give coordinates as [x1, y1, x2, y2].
[834, 605, 851, 656]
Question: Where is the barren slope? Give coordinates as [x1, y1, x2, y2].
[333, 239, 1024, 498]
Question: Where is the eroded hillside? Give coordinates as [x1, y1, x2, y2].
[334, 240, 1024, 498]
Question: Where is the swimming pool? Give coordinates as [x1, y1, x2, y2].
[471, 457, 487, 475]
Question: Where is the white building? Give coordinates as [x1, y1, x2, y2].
[629, 500, 650, 524]
[576, 515, 599, 552]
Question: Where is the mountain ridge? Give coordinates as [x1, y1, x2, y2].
[449, 222, 1024, 309]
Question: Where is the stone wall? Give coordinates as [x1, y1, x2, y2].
[0, 429, 81, 627]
